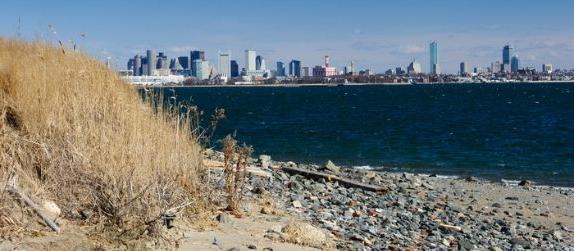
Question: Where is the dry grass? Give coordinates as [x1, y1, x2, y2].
[281, 221, 329, 248]
[222, 135, 252, 215]
[0, 39, 208, 245]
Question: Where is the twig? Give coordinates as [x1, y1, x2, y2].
[6, 176, 61, 233]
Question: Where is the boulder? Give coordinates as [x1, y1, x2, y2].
[323, 160, 340, 173]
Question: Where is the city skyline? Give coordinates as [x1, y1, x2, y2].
[1, 0, 573, 73]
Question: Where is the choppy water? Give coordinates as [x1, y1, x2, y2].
[166, 83, 574, 187]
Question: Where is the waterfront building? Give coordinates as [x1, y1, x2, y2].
[289, 60, 301, 77]
[503, 44, 513, 65]
[127, 58, 134, 73]
[178, 56, 190, 70]
[302, 67, 310, 77]
[542, 64, 553, 74]
[276, 62, 286, 77]
[460, 62, 467, 76]
[243, 50, 268, 78]
[157, 57, 169, 69]
[230, 60, 239, 77]
[146, 49, 156, 76]
[192, 59, 210, 80]
[407, 59, 422, 75]
[491, 61, 501, 74]
[190, 50, 205, 61]
[218, 52, 231, 79]
[511, 56, 520, 73]
[429, 41, 439, 74]
[169, 58, 183, 72]
[385, 69, 394, 75]
[312, 56, 337, 78]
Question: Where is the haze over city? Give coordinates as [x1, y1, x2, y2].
[1, 0, 573, 73]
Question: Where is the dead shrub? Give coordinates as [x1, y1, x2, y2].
[222, 135, 252, 215]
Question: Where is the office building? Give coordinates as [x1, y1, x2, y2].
[191, 50, 205, 61]
[302, 67, 310, 77]
[230, 60, 239, 77]
[193, 59, 210, 80]
[289, 60, 301, 77]
[491, 61, 501, 73]
[460, 62, 467, 76]
[276, 62, 286, 77]
[245, 50, 257, 71]
[511, 56, 519, 73]
[218, 53, 231, 78]
[256, 56, 262, 70]
[542, 64, 553, 74]
[146, 49, 156, 76]
[407, 59, 422, 74]
[430, 41, 439, 74]
[395, 67, 406, 75]
[133, 55, 142, 76]
[178, 56, 190, 70]
[503, 44, 513, 65]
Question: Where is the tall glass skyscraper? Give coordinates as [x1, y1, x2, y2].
[245, 50, 257, 71]
[511, 55, 519, 73]
[276, 62, 286, 76]
[429, 41, 439, 74]
[230, 60, 239, 77]
[218, 53, 231, 78]
[503, 45, 513, 65]
[289, 60, 301, 77]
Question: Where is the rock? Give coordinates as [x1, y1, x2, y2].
[262, 248, 273, 251]
[227, 248, 240, 251]
[323, 160, 340, 173]
[540, 211, 553, 217]
[518, 180, 532, 187]
[41, 200, 61, 221]
[217, 213, 231, 224]
[439, 223, 462, 232]
[510, 238, 530, 248]
[465, 176, 478, 182]
[552, 230, 563, 241]
[281, 222, 326, 247]
[247, 244, 257, 249]
[491, 202, 503, 208]
[259, 155, 272, 169]
[292, 200, 302, 208]
[80, 209, 93, 220]
[490, 246, 503, 251]
[504, 196, 519, 201]
[213, 237, 220, 246]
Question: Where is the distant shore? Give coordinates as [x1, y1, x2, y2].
[150, 80, 574, 88]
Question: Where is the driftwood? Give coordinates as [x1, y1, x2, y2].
[6, 176, 61, 233]
[281, 166, 387, 192]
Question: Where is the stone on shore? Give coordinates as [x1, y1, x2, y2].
[323, 160, 340, 173]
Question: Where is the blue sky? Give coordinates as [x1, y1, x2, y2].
[1, 0, 573, 73]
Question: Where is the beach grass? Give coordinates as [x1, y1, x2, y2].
[0, 39, 207, 244]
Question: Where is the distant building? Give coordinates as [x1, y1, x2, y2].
[230, 60, 239, 77]
[407, 59, 422, 75]
[312, 56, 337, 77]
[245, 50, 257, 72]
[276, 62, 286, 77]
[192, 59, 210, 80]
[289, 60, 301, 77]
[190, 51, 205, 61]
[503, 44, 513, 65]
[302, 66, 310, 77]
[429, 41, 439, 74]
[491, 61, 501, 73]
[146, 49, 156, 76]
[511, 56, 520, 73]
[459, 62, 467, 76]
[178, 56, 190, 70]
[256, 56, 262, 70]
[385, 69, 395, 75]
[395, 67, 406, 75]
[542, 64, 553, 74]
[133, 55, 142, 76]
[218, 53, 231, 79]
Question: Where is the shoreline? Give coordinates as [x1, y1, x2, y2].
[147, 81, 574, 88]
[202, 150, 574, 249]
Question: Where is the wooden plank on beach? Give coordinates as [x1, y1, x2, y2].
[281, 166, 387, 192]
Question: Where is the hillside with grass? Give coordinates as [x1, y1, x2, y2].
[0, 39, 208, 247]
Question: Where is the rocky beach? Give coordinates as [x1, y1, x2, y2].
[203, 150, 574, 250]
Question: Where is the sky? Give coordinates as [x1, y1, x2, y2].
[1, 0, 574, 73]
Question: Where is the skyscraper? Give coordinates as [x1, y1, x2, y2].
[256, 55, 262, 70]
[289, 60, 301, 77]
[511, 56, 519, 73]
[230, 60, 239, 77]
[193, 59, 209, 80]
[503, 45, 513, 65]
[276, 62, 286, 77]
[429, 41, 439, 74]
[245, 50, 257, 72]
[407, 59, 422, 75]
[460, 62, 467, 76]
[177, 56, 190, 70]
[146, 49, 156, 76]
[190, 50, 205, 61]
[218, 52, 231, 78]
[133, 55, 142, 76]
